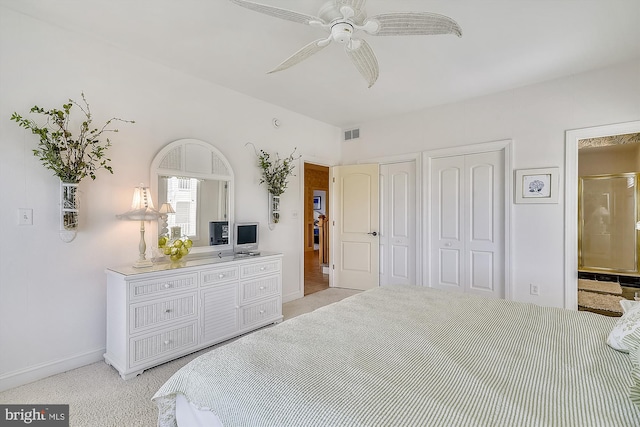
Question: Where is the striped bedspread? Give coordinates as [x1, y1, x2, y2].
[153, 285, 640, 426]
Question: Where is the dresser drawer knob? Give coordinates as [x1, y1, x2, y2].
[163, 284, 171, 289]
[164, 309, 171, 314]
[259, 286, 266, 290]
[259, 310, 265, 315]
[218, 273, 225, 279]
[163, 340, 171, 345]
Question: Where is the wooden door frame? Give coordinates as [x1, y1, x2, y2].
[564, 120, 640, 309]
[423, 139, 513, 299]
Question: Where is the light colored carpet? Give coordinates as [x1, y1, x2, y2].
[578, 279, 622, 295]
[577, 279, 624, 313]
[0, 287, 361, 427]
[578, 290, 624, 313]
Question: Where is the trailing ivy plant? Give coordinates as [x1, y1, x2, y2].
[10, 93, 134, 183]
[248, 143, 300, 196]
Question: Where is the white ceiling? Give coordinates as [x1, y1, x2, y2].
[3, 0, 640, 128]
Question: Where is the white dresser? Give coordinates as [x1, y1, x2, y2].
[104, 252, 283, 379]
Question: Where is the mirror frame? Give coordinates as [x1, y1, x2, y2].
[150, 138, 235, 256]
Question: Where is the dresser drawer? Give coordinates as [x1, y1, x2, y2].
[240, 297, 281, 329]
[239, 275, 280, 304]
[201, 266, 239, 287]
[129, 292, 198, 334]
[129, 273, 198, 300]
[129, 322, 197, 368]
[239, 259, 281, 279]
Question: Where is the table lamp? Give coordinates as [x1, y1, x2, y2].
[117, 184, 160, 268]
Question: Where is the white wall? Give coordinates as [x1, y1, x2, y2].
[344, 59, 640, 309]
[0, 8, 340, 390]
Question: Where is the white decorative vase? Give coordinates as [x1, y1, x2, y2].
[270, 194, 280, 224]
[60, 181, 79, 242]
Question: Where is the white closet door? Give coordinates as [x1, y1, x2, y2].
[431, 156, 464, 291]
[431, 151, 504, 298]
[464, 151, 504, 298]
[380, 162, 416, 286]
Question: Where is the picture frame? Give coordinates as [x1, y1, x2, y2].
[515, 167, 559, 204]
[313, 196, 321, 210]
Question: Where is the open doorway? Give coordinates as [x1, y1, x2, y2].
[565, 121, 640, 311]
[304, 163, 330, 295]
[577, 133, 640, 316]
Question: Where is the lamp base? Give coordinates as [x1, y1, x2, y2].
[132, 259, 153, 268]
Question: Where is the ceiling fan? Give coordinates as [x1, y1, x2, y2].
[229, 0, 462, 87]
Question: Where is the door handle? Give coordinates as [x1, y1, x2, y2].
[368, 231, 378, 236]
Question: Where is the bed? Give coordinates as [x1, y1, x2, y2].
[153, 285, 640, 426]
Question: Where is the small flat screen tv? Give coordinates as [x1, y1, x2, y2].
[209, 221, 229, 246]
[234, 222, 259, 253]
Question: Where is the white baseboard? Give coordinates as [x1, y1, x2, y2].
[282, 289, 303, 303]
[0, 348, 105, 393]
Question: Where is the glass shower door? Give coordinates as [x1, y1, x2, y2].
[579, 173, 639, 273]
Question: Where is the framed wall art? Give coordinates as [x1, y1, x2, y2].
[515, 167, 559, 204]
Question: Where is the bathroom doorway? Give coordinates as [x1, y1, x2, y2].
[564, 122, 640, 314]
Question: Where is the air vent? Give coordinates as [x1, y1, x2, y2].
[344, 128, 360, 141]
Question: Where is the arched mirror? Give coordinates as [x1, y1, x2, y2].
[150, 138, 234, 256]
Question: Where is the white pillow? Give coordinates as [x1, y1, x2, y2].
[607, 300, 640, 352]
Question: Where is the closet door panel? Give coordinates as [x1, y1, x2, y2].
[430, 150, 505, 298]
[464, 151, 504, 298]
[431, 156, 464, 291]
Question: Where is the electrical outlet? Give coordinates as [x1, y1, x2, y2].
[530, 284, 539, 296]
[18, 208, 33, 226]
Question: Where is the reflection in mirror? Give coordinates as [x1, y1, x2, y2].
[151, 139, 234, 256]
[157, 176, 229, 248]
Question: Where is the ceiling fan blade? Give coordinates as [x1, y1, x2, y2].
[345, 39, 379, 88]
[336, 0, 367, 15]
[229, 0, 324, 25]
[365, 12, 462, 37]
[268, 39, 329, 74]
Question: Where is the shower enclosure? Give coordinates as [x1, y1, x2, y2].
[579, 173, 639, 273]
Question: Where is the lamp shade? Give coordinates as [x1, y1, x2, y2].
[118, 185, 160, 221]
[158, 203, 176, 215]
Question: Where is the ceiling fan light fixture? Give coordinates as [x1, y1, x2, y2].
[331, 22, 354, 44]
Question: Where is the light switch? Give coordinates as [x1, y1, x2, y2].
[18, 208, 33, 225]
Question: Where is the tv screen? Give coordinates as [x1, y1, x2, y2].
[209, 221, 229, 246]
[235, 222, 259, 253]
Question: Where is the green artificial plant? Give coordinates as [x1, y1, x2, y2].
[250, 143, 300, 196]
[10, 93, 134, 183]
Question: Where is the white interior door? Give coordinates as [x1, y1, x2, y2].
[430, 156, 464, 291]
[430, 151, 505, 298]
[380, 162, 416, 286]
[332, 164, 380, 291]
